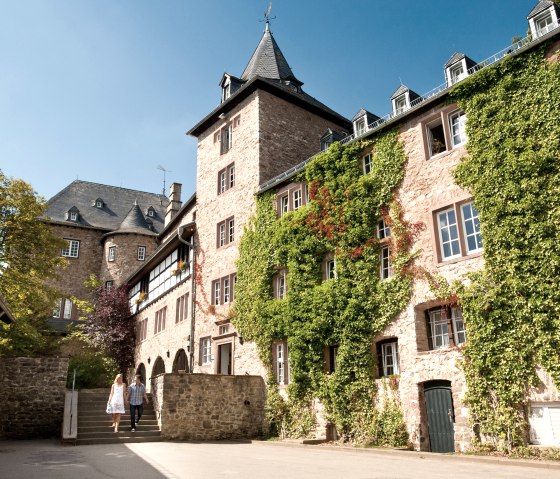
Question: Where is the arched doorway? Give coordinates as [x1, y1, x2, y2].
[152, 356, 165, 377]
[423, 380, 455, 452]
[173, 349, 188, 372]
[136, 363, 146, 382]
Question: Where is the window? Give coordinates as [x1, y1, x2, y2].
[217, 216, 234, 248]
[293, 190, 302, 210]
[176, 293, 189, 323]
[274, 270, 287, 299]
[61, 239, 80, 258]
[212, 274, 236, 305]
[219, 324, 229, 335]
[535, 11, 554, 37]
[449, 111, 467, 147]
[435, 201, 482, 261]
[70, 211, 78, 221]
[327, 345, 339, 373]
[63, 298, 73, 320]
[137, 318, 148, 343]
[362, 153, 372, 175]
[380, 246, 393, 280]
[218, 163, 235, 194]
[326, 259, 336, 280]
[426, 306, 466, 350]
[105, 281, 113, 291]
[354, 118, 366, 137]
[377, 339, 400, 377]
[53, 302, 61, 318]
[137, 246, 146, 261]
[201, 337, 212, 365]
[108, 246, 116, 262]
[280, 195, 289, 216]
[234, 116, 241, 128]
[377, 218, 391, 239]
[147, 207, 155, 218]
[394, 95, 408, 115]
[96, 200, 103, 208]
[220, 124, 232, 154]
[154, 306, 167, 334]
[427, 119, 447, 157]
[449, 63, 465, 85]
[273, 342, 289, 385]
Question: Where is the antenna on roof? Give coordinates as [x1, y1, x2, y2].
[157, 165, 172, 197]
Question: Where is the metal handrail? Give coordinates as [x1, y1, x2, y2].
[69, 368, 76, 436]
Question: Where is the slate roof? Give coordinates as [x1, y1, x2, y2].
[45, 180, 167, 234]
[444, 52, 478, 69]
[114, 202, 157, 236]
[352, 108, 380, 123]
[241, 24, 302, 86]
[390, 84, 421, 101]
[528, 0, 556, 18]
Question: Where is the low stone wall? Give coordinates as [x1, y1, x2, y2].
[0, 357, 69, 439]
[151, 373, 267, 440]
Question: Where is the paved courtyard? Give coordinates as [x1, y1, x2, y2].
[2, 439, 560, 479]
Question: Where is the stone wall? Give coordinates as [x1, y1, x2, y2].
[151, 372, 266, 440]
[0, 357, 69, 439]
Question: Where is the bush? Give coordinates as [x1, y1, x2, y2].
[67, 352, 118, 389]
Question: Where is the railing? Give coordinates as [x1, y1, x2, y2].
[258, 23, 560, 194]
[69, 368, 76, 436]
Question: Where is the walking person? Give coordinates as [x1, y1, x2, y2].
[108, 373, 127, 432]
[126, 374, 149, 432]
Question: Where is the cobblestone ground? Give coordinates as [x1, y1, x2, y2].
[2, 439, 560, 479]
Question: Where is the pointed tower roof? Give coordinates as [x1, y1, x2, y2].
[115, 202, 155, 235]
[241, 23, 303, 86]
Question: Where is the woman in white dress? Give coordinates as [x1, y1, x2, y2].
[108, 373, 126, 432]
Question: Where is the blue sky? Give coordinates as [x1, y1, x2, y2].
[0, 1, 535, 201]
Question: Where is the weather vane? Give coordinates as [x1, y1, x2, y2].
[262, 3, 276, 29]
[157, 165, 173, 197]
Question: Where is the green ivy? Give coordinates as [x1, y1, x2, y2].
[234, 131, 413, 443]
[449, 43, 560, 448]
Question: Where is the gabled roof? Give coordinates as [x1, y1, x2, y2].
[45, 180, 167, 234]
[444, 52, 478, 69]
[241, 24, 302, 86]
[528, 0, 556, 18]
[390, 84, 421, 102]
[352, 108, 380, 123]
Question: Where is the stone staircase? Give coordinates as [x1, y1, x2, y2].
[76, 388, 163, 445]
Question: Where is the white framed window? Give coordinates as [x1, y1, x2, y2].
[275, 270, 287, 299]
[61, 239, 80, 258]
[218, 223, 226, 247]
[451, 307, 466, 346]
[427, 119, 447, 157]
[137, 246, 146, 261]
[449, 63, 465, 85]
[154, 306, 166, 334]
[211, 274, 236, 306]
[426, 306, 467, 350]
[394, 95, 408, 115]
[535, 11, 554, 37]
[213, 280, 221, 306]
[96, 200, 103, 208]
[220, 124, 232, 154]
[449, 111, 467, 147]
[428, 308, 450, 349]
[219, 170, 227, 194]
[147, 207, 155, 217]
[435, 201, 482, 261]
[229, 164, 235, 189]
[137, 318, 148, 343]
[280, 195, 289, 216]
[108, 246, 116, 262]
[218, 163, 235, 195]
[380, 340, 400, 376]
[380, 246, 393, 280]
[354, 118, 366, 137]
[70, 211, 78, 221]
[105, 281, 113, 291]
[176, 293, 188, 323]
[217, 216, 234, 248]
[529, 403, 560, 445]
[377, 218, 391, 239]
[326, 259, 336, 280]
[63, 298, 73, 320]
[228, 217, 235, 243]
[363, 153, 372, 175]
[461, 203, 482, 254]
[276, 343, 286, 385]
[201, 337, 212, 365]
[223, 277, 230, 303]
[53, 301, 61, 318]
[293, 190, 302, 210]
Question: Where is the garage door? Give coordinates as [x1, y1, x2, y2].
[529, 403, 560, 445]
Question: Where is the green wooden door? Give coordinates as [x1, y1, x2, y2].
[424, 381, 455, 453]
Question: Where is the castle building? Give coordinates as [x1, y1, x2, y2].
[45, 1, 560, 452]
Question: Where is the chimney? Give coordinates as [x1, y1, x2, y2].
[165, 182, 182, 226]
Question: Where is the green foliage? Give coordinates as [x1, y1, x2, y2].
[67, 350, 118, 389]
[0, 170, 67, 321]
[0, 317, 60, 357]
[235, 131, 413, 444]
[449, 43, 560, 447]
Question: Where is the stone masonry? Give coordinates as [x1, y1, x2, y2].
[151, 372, 266, 440]
[0, 357, 69, 439]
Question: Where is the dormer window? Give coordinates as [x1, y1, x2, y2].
[528, 1, 560, 38]
[391, 85, 420, 116]
[354, 118, 366, 137]
[66, 207, 80, 222]
[449, 63, 465, 85]
[220, 73, 243, 103]
[96, 200, 103, 208]
[393, 95, 408, 115]
[444, 53, 477, 87]
[535, 11, 554, 35]
[146, 206, 156, 218]
[320, 129, 346, 152]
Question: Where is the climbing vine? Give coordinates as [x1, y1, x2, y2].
[448, 42, 560, 448]
[234, 130, 414, 444]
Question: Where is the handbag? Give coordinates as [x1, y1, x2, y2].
[106, 403, 112, 414]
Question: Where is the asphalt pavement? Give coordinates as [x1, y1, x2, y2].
[2, 438, 560, 479]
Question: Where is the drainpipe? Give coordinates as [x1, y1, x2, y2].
[177, 226, 196, 373]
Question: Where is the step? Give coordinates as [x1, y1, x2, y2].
[78, 418, 158, 426]
[77, 430, 161, 440]
[75, 436, 165, 445]
[79, 424, 159, 432]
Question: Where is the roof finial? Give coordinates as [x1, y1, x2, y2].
[264, 2, 274, 32]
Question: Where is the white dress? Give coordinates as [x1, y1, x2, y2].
[110, 383, 125, 414]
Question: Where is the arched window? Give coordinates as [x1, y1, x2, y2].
[173, 349, 188, 372]
[136, 363, 146, 382]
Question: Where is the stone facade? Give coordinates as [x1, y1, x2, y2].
[151, 372, 266, 440]
[0, 357, 69, 439]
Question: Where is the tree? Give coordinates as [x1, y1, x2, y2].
[83, 283, 136, 375]
[0, 171, 67, 357]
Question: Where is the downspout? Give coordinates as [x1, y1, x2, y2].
[177, 226, 196, 373]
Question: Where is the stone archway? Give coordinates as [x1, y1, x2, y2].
[172, 349, 188, 372]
